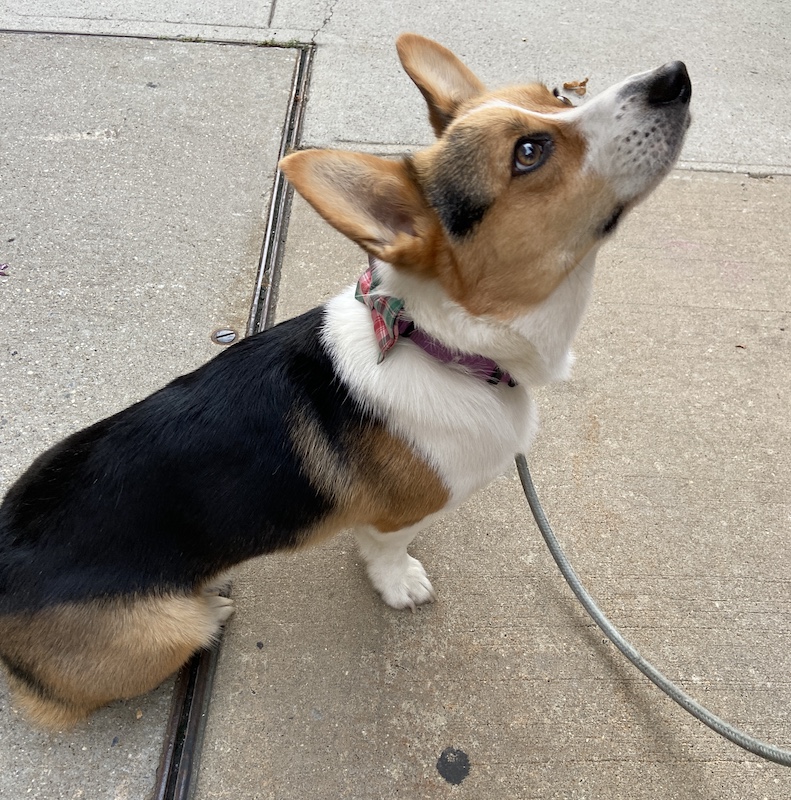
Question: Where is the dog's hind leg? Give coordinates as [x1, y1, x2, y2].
[0, 589, 234, 729]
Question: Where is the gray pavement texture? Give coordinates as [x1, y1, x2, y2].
[0, 2, 790, 800]
[3, 1, 791, 173]
[0, 32, 295, 799]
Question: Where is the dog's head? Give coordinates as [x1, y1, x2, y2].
[281, 34, 691, 318]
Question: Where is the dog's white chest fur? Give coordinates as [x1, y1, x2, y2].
[323, 250, 597, 504]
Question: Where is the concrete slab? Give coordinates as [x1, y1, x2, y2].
[3, 3, 790, 173]
[2, 0, 274, 29]
[293, 0, 791, 174]
[193, 173, 791, 798]
[0, 0, 314, 48]
[0, 32, 296, 799]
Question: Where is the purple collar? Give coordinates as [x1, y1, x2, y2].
[355, 260, 517, 388]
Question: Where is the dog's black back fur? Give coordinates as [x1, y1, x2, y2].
[0, 307, 370, 613]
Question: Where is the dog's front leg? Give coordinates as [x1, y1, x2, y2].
[353, 522, 436, 610]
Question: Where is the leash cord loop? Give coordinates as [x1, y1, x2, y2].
[515, 453, 791, 767]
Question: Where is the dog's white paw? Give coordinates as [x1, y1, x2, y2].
[373, 555, 436, 611]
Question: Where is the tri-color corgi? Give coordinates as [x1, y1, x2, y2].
[0, 34, 691, 728]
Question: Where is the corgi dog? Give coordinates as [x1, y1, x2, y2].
[0, 34, 691, 728]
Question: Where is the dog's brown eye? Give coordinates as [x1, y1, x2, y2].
[513, 137, 551, 175]
[516, 141, 542, 168]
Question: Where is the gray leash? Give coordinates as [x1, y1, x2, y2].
[515, 453, 791, 767]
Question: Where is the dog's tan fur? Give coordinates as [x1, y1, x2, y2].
[290, 410, 450, 541]
[0, 590, 232, 728]
[411, 117, 609, 317]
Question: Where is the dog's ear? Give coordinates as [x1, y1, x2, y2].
[396, 33, 486, 136]
[280, 149, 439, 273]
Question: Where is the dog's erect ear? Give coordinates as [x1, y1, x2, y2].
[396, 33, 486, 136]
[280, 149, 438, 272]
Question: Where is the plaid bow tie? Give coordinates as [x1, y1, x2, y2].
[354, 263, 408, 363]
[354, 260, 517, 387]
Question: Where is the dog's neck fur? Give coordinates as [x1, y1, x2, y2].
[372, 247, 599, 388]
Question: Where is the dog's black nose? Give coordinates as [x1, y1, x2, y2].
[647, 61, 691, 105]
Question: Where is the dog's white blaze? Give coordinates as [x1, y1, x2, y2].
[451, 98, 578, 126]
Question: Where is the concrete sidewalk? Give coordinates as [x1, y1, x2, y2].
[1, 3, 790, 799]
[3, 1, 790, 173]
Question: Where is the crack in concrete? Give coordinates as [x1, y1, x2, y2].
[311, 0, 338, 41]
